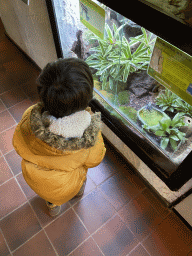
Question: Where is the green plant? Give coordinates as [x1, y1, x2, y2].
[144, 113, 188, 151]
[155, 89, 179, 112]
[118, 91, 130, 105]
[129, 27, 156, 55]
[174, 98, 192, 118]
[85, 24, 152, 95]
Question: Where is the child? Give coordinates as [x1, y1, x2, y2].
[12, 58, 106, 217]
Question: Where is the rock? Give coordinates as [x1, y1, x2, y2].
[127, 71, 158, 98]
[180, 116, 192, 137]
[123, 20, 143, 39]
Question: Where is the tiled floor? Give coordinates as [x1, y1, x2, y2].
[0, 18, 192, 256]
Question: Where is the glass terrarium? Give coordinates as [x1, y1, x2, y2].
[45, 0, 192, 190]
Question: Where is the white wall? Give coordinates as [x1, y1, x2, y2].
[0, 0, 57, 69]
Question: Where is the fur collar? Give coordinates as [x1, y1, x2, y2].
[30, 102, 102, 152]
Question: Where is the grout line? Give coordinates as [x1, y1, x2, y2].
[70, 206, 115, 256]
[0, 200, 29, 222]
[0, 227, 13, 256]
[0, 88, 12, 96]
[1, 154, 15, 178]
[10, 177, 60, 256]
[0, 176, 15, 188]
[0, 123, 17, 135]
[3, 148, 15, 156]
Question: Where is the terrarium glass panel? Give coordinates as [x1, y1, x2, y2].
[51, 0, 192, 165]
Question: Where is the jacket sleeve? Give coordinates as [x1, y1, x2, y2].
[84, 130, 106, 168]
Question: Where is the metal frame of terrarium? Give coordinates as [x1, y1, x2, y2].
[45, 0, 192, 192]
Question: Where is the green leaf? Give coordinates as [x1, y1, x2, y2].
[132, 43, 145, 57]
[104, 45, 113, 57]
[123, 36, 132, 58]
[177, 132, 185, 140]
[113, 23, 117, 35]
[160, 119, 171, 130]
[114, 23, 126, 40]
[169, 107, 174, 112]
[155, 130, 165, 136]
[170, 135, 179, 141]
[170, 138, 178, 151]
[161, 137, 169, 149]
[172, 112, 184, 122]
[162, 106, 168, 111]
[141, 27, 148, 42]
[105, 24, 113, 43]
[99, 41, 105, 55]
[99, 63, 114, 75]
[122, 64, 130, 82]
[109, 76, 113, 90]
[165, 128, 170, 134]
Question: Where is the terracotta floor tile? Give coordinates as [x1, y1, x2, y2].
[45, 208, 89, 256]
[12, 230, 57, 256]
[29, 195, 70, 228]
[8, 99, 33, 123]
[123, 166, 146, 192]
[0, 38, 14, 52]
[19, 76, 40, 98]
[16, 173, 37, 200]
[0, 86, 27, 108]
[4, 150, 22, 176]
[0, 45, 20, 65]
[3, 59, 39, 87]
[118, 192, 163, 242]
[142, 188, 171, 219]
[70, 237, 103, 256]
[87, 156, 117, 186]
[69, 174, 97, 206]
[98, 172, 140, 211]
[128, 244, 150, 256]
[143, 212, 192, 256]
[0, 156, 13, 185]
[0, 70, 14, 94]
[0, 98, 6, 113]
[0, 125, 17, 154]
[0, 178, 27, 219]
[0, 228, 11, 256]
[73, 188, 116, 234]
[0, 31, 6, 41]
[93, 214, 139, 256]
[0, 202, 42, 252]
[3, 58, 30, 76]
[29, 93, 40, 104]
[0, 110, 16, 133]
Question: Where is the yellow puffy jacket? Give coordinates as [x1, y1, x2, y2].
[12, 102, 106, 206]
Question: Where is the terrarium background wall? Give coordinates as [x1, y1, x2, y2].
[52, 0, 105, 58]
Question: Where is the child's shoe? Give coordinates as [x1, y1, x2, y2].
[74, 178, 87, 197]
[46, 201, 61, 217]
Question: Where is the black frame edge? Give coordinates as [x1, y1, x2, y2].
[45, 0, 63, 58]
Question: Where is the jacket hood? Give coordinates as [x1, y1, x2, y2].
[30, 102, 102, 153]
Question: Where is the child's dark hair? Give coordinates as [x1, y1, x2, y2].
[36, 58, 94, 118]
